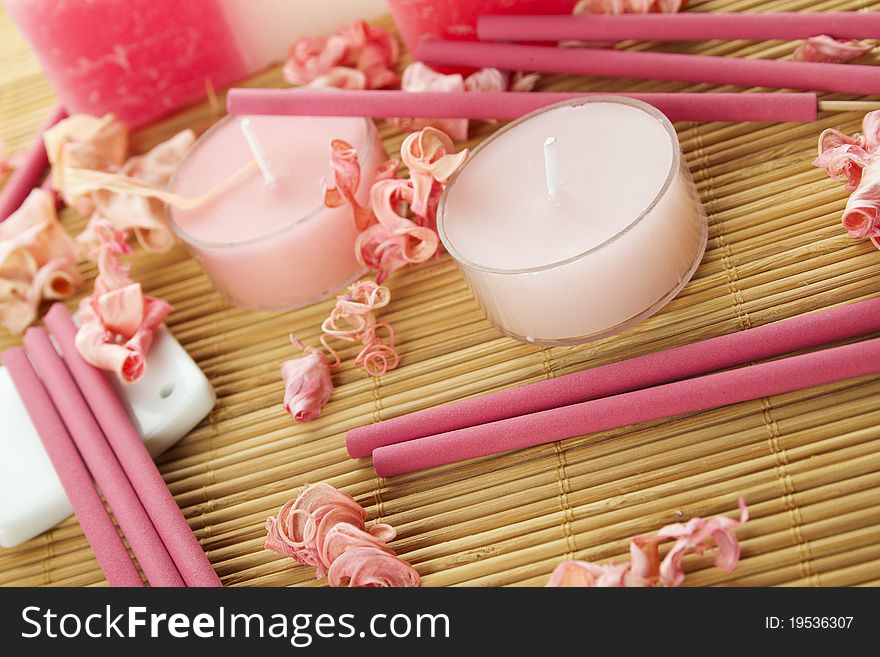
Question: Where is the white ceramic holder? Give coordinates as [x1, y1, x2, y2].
[0, 327, 215, 548]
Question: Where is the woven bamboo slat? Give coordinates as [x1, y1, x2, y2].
[2, 0, 880, 587]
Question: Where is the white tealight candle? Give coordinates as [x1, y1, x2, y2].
[438, 96, 707, 345]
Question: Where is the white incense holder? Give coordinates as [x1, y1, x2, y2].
[0, 327, 215, 548]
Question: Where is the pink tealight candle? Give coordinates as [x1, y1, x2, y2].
[169, 115, 385, 311]
[438, 97, 707, 345]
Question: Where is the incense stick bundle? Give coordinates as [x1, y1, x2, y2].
[348, 298, 880, 458]
[4, 348, 144, 587]
[44, 304, 222, 588]
[373, 337, 880, 477]
[22, 328, 184, 586]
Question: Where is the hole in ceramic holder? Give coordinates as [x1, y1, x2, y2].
[159, 383, 175, 399]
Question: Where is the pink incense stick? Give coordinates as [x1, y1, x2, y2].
[227, 88, 818, 123]
[478, 12, 880, 43]
[4, 348, 144, 587]
[43, 304, 221, 587]
[22, 328, 184, 587]
[373, 337, 880, 477]
[348, 298, 880, 458]
[417, 39, 880, 96]
[0, 104, 66, 222]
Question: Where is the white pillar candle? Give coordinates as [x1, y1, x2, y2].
[221, 0, 390, 72]
[438, 96, 707, 345]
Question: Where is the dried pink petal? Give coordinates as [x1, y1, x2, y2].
[307, 67, 368, 89]
[815, 111, 880, 248]
[284, 21, 399, 90]
[321, 523, 394, 568]
[650, 497, 749, 587]
[265, 482, 418, 586]
[355, 323, 400, 377]
[73, 222, 171, 382]
[401, 127, 468, 218]
[574, 0, 685, 13]
[547, 560, 630, 587]
[323, 139, 376, 231]
[87, 219, 134, 295]
[842, 162, 880, 241]
[794, 35, 872, 64]
[549, 499, 748, 588]
[86, 130, 195, 252]
[510, 71, 541, 93]
[338, 21, 401, 90]
[75, 283, 172, 383]
[283, 35, 349, 86]
[43, 114, 129, 216]
[0, 189, 80, 334]
[327, 546, 421, 587]
[356, 179, 439, 283]
[319, 280, 400, 378]
[464, 67, 507, 93]
[280, 337, 334, 423]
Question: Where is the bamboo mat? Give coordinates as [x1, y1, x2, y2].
[2, 0, 880, 588]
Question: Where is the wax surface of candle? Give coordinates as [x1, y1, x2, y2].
[170, 115, 385, 310]
[439, 98, 705, 344]
[443, 103, 674, 270]
[4, 0, 248, 128]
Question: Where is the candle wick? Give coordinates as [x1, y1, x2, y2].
[240, 117, 277, 188]
[544, 137, 559, 200]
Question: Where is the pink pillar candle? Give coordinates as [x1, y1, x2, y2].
[388, 0, 577, 65]
[169, 116, 386, 311]
[4, 0, 248, 128]
[438, 96, 706, 345]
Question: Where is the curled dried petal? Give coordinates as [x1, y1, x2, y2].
[652, 497, 749, 587]
[327, 546, 421, 587]
[794, 35, 873, 64]
[842, 163, 880, 241]
[75, 284, 172, 383]
[547, 560, 630, 587]
[85, 130, 194, 252]
[510, 71, 541, 92]
[401, 127, 468, 218]
[550, 498, 748, 588]
[337, 21, 400, 90]
[464, 67, 507, 93]
[280, 337, 334, 423]
[355, 327, 400, 377]
[73, 220, 170, 382]
[0, 189, 80, 333]
[318, 281, 400, 378]
[284, 22, 399, 90]
[356, 179, 439, 283]
[814, 111, 880, 248]
[307, 67, 367, 90]
[283, 35, 349, 86]
[265, 482, 418, 586]
[323, 139, 375, 231]
[43, 114, 129, 214]
[574, 0, 685, 13]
